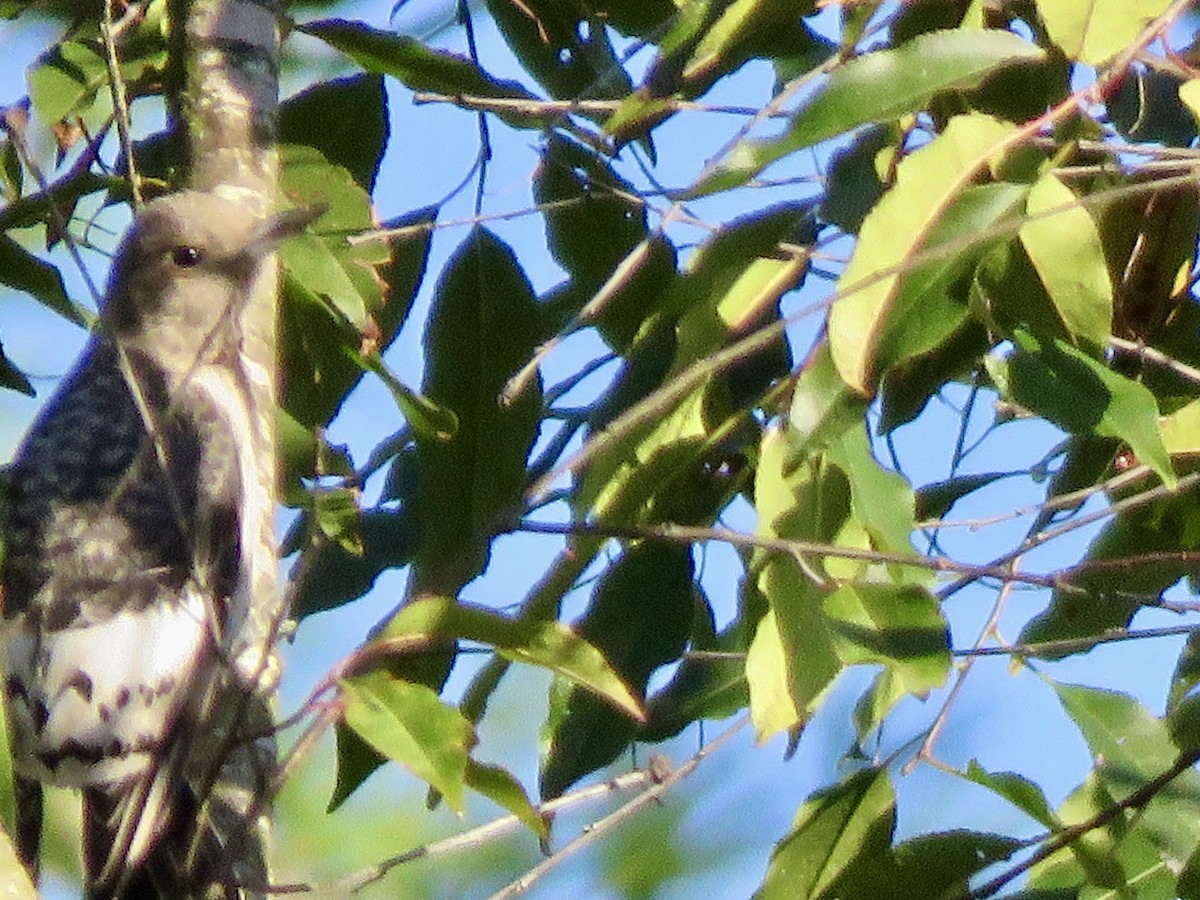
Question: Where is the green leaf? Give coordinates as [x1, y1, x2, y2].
[464, 760, 547, 839]
[1179, 842, 1200, 899]
[1020, 490, 1200, 651]
[755, 768, 895, 900]
[310, 486, 362, 555]
[915, 471, 1020, 520]
[696, 30, 1044, 194]
[1037, 0, 1173, 66]
[991, 330, 1174, 487]
[682, 0, 820, 85]
[279, 144, 398, 428]
[643, 628, 749, 741]
[828, 115, 1021, 393]
[1054, 682, 1200, 868]
[823, 583, 950, 696]
[376, 596, 644, 722]
[299, 19, 545, 129]
[290, 509, 418, 620]
[789, 341, 869, 456]
[878, 321, 991, 434]
[966, 761, 1061, 829]
[0, 697, 14, 837]
[1111, 67, 1198, 147]
[329, 721, 385, 811]
[0, 235, 85, 326]
[340, 670, 475, 812]
[281, 74, 389, 192]
[535, 136, 647, 287]
[28, 40, 109, 124]
[539, 544, 692, 798]
[1019, 174, 1113, 347]
[0, 338, 32, 398]
[745, 608, 805, 740]
[887, 831, 1022, 898]
[411, 228, 543, 595]
[670, 203, 813, 376]
[820, 125, 895, 234]
[603, 3, 832, 146]
[825, 426, 922, 566]
[1025, 774, 1126, 891]
[534, 136, 677, 350]
[482, 0, 634, 104]
[359, 352, 458, 442]
[279, 145, 382, 328]
[746, 429, 842, 739]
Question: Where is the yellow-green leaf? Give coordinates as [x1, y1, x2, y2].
[829, 114, 1016, 394]
[340, 671, 474, 812]
[1019, 173, 1112, 347]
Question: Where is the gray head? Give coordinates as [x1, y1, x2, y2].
[101, 191, 317, 373]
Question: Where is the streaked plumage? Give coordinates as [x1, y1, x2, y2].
[0, 192, 310, 898]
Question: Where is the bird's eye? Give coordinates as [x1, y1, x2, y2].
[170, 246, 203, 268]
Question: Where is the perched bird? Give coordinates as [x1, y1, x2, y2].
[0, 191, 314, 898]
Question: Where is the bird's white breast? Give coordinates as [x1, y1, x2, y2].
[1, 585, 210, 787]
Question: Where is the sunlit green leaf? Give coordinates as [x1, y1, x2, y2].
[696, 30, 1043, 194]
[377, 596, 645, 722]
[990, 330, 1173, 486]
[755, 768, 895, 899]
[464, 760, 547, 839]
[341, 670, 475, 812]
[1019, 173, 1113, 347]
[1037, 0, 1172, 65]
[828, 115, 1020, 394]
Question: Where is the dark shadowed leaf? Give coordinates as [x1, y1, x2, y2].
[300, 19, 545, 128]
[540, 544, 693, 799]
[1020, 490, 1200, 652]
[291, 509, 418, 620]
[0, 235, 84, 326]
[410, 229, 543, 595]
[281, 74, 389, 193]
[483, 0, 633, 103]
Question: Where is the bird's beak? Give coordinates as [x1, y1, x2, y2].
[246, 203, 329, 257]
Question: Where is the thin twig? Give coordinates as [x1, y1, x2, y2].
[960, 748, 1200, 899]
[487, 717, 748, 899]
[412, 92, 790, 119]
[341, 764, 666, 893]
[1109, 336, 1200, 385]
[905, 558, 1022, 775]
[101, 0, 143, 207]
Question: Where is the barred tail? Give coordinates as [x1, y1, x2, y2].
[82, 782, 236, 900]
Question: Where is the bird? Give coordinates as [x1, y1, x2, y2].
[0, 190, 315, 898]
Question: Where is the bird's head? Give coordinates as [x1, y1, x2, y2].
[101, 191, 321, 372]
